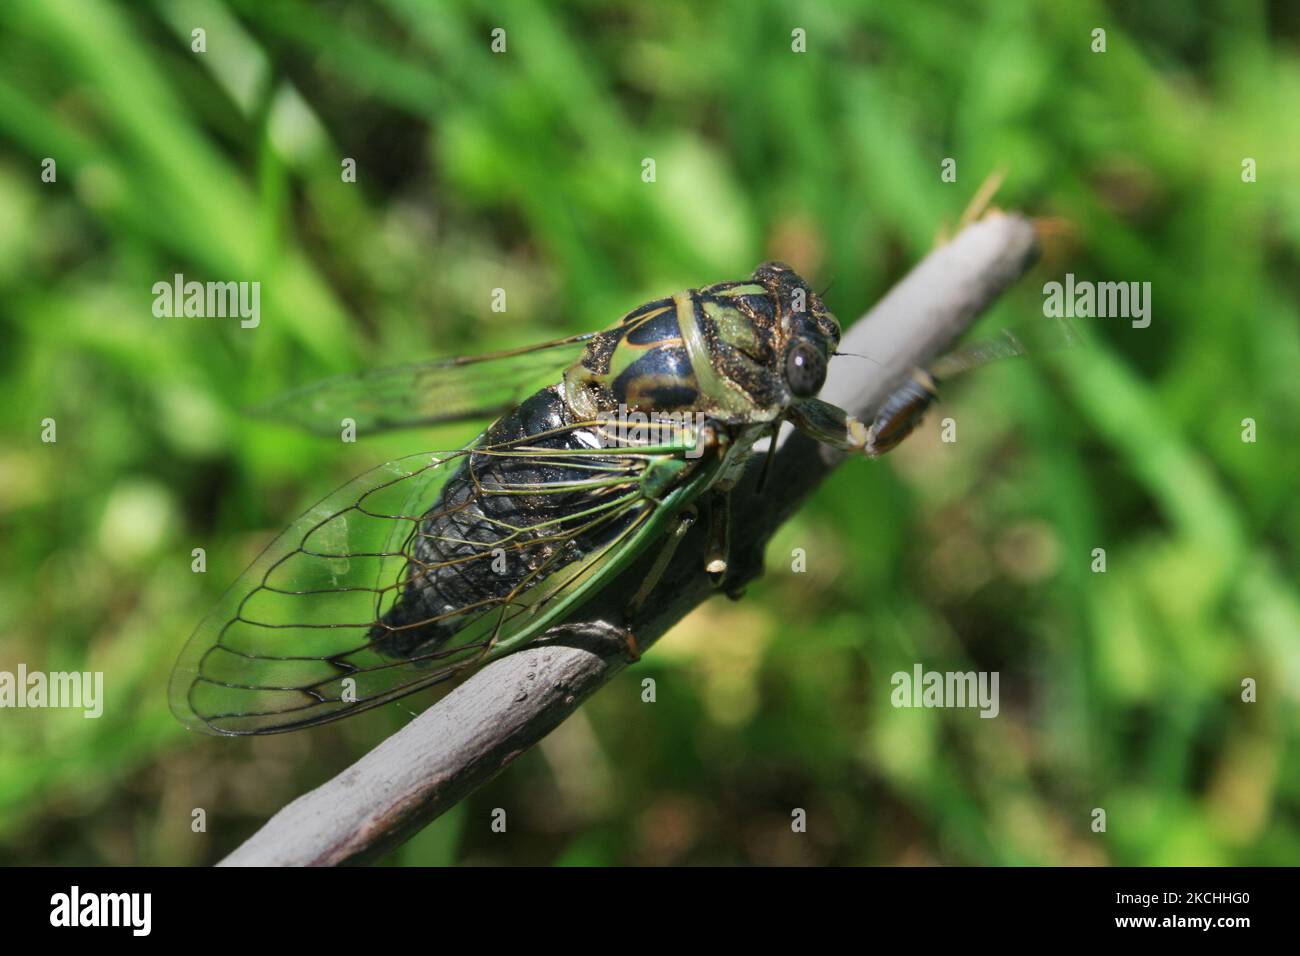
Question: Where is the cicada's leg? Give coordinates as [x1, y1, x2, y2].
[789, 369, 939, 458]
[755, 414, 784, 495]
[620, 505, 700, 661]
[787, 397, 870, 453]
[703, 486, 731, 585]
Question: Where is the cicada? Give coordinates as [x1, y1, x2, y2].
[170, 262, 948, 735]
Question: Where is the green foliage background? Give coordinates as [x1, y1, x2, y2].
[0, 0, 1297, 865]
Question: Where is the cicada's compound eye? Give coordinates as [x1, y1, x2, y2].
[784, 338, 827, 398]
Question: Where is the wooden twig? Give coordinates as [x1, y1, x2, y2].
[219, 212, 1041, 866]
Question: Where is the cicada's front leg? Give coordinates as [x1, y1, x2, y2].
[790, 369, 939, 458]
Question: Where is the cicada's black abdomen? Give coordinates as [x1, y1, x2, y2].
[368, 386, 619, 659]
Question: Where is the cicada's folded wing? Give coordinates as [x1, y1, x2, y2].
[251, 333, 596, 435]
[170, 419, 708, 735]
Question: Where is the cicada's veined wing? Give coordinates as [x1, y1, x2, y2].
[251, 332, 597, 435]
[170, 420, 709, 735]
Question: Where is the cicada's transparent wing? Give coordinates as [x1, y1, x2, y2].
[928, 313, 1082, 383]
[252, 333, 597, 435]
[170, 419, 705, 735]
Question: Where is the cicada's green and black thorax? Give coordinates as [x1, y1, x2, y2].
[564, 261, 840, 424]
[372, 262, 837, 660]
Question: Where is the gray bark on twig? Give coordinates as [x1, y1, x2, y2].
[219, 212, 1041, 866]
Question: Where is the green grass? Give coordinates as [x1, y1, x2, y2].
[0, 0, 1297, 865]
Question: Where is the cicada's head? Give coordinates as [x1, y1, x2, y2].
[750, 261, 841, 406]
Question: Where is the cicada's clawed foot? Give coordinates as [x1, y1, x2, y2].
[618, 626, 643, 663]
[705, 557, 728, 586]
[599, 620, 642, 662]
